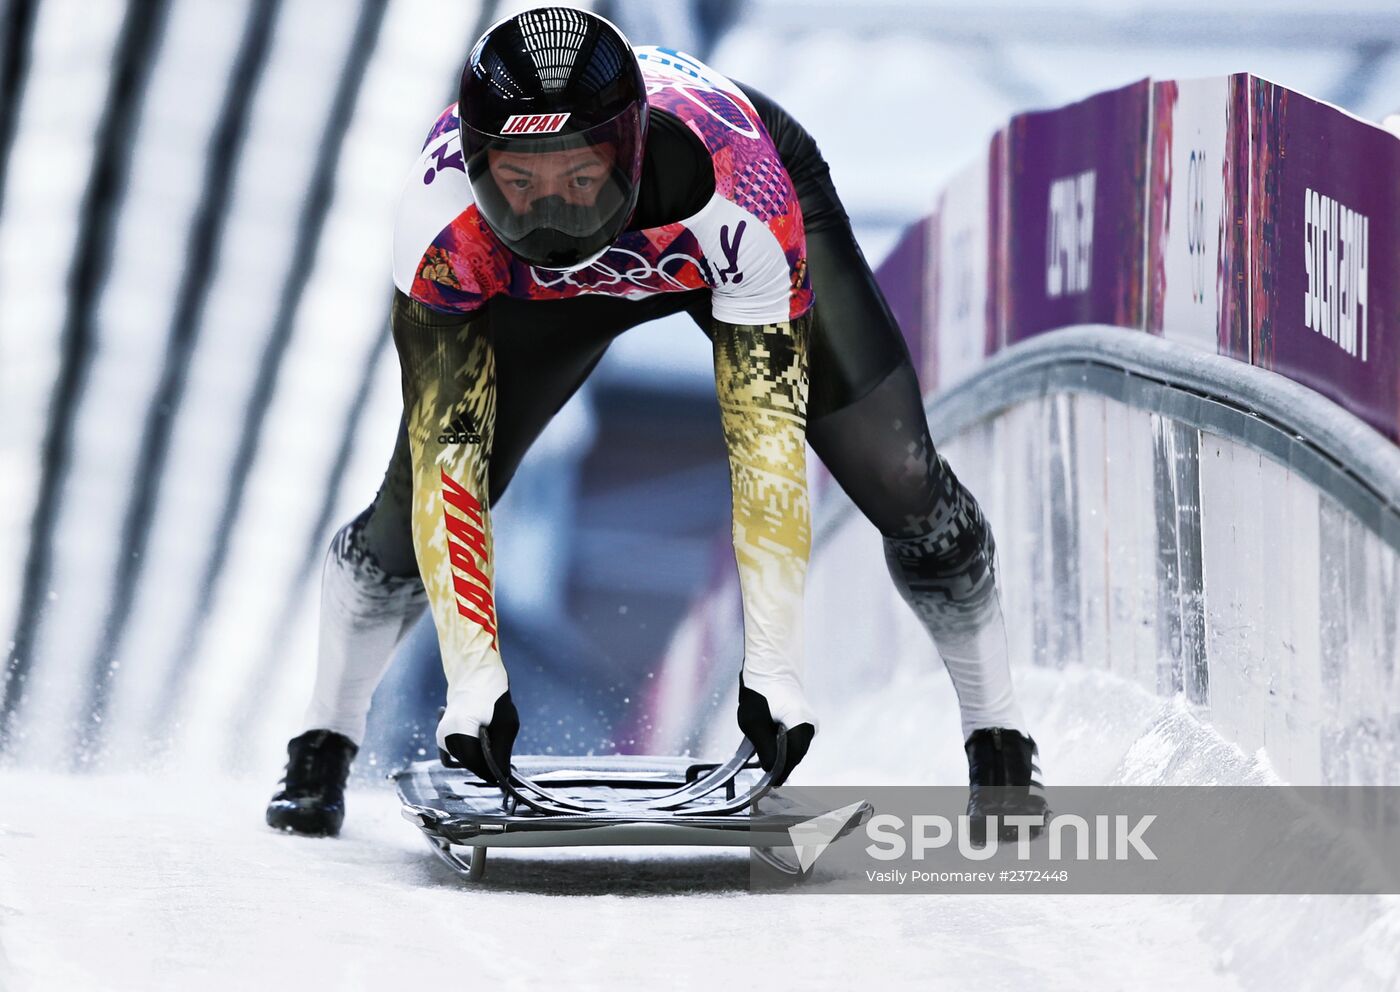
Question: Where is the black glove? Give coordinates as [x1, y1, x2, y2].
[737, 677, 814, 786]
[441, 690, 520, 786]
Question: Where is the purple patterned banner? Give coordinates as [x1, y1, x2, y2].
[874, 217, 930, 380]
[988, 127, 1008, 355]
[1249, 80, 1400, 445]
[1220, 75, 1253, 362]
[870, 73, 1399, 450]
[1003, 80, 1151, 343]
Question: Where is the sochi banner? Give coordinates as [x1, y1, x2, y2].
[1247, 79, 1400, 446]
[1146, 75, 1236, 354]
[753, 786, 1400, 894]
[925, 154, 995, 390]
[1003, 79, 1152, 343]
[876, 215, 931, 380]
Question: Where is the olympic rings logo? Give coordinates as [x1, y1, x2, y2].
[530, 245, 709, 293]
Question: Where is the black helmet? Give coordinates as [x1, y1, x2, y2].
[458, 7, 648, 270]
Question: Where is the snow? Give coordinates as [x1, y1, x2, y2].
[4, 664, 1395, 990]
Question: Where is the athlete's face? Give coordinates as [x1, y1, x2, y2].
[487, 143, 617, 214]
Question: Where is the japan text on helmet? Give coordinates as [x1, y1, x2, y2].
[458, 7, 648, 270]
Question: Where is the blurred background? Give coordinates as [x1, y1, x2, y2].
[2, 0, 1398, 776]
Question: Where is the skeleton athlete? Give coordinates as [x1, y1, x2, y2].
[267, 7, 1046, 837]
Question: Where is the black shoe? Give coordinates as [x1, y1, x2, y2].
[266, 729, 358, 837]
[964, 727, 1049, 845]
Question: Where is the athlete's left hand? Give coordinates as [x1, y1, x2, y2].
[440, 690, 520, 786]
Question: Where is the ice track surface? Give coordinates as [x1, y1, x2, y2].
[2, 665, 1397, 991]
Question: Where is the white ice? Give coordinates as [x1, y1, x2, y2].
[3, 662, 1396, 991]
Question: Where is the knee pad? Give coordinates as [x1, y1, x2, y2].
[882, 479, 998, 624]
[324, 511, 426, 624]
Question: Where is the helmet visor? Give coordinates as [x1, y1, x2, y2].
[463, 104, 644, 269]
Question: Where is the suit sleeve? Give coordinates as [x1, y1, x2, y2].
[711, 312, 815, 730]
[390, 291, 507, 746]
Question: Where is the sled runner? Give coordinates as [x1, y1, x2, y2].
[395, 735, 871, 882]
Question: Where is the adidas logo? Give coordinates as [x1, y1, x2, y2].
[438, 412, 482, 445]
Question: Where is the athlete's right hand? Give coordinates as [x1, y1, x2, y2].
[440, 690, 519, 786]
[737, 677, 815, 786]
